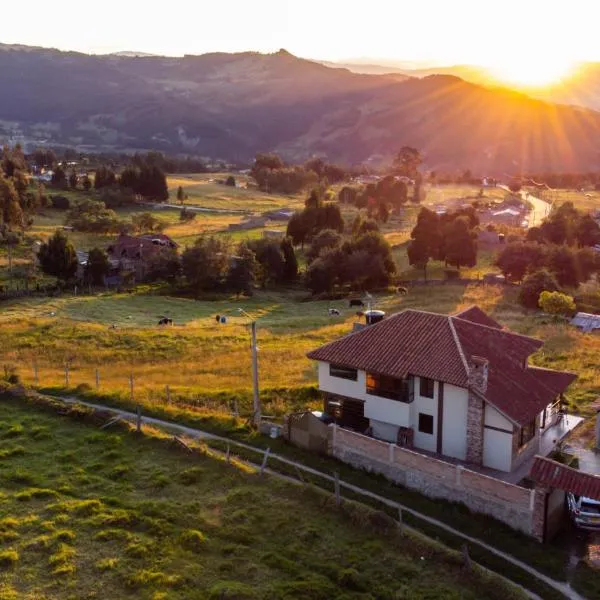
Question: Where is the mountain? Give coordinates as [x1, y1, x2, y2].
[330, 59, 600, 112]
[1, 43, 600, 173]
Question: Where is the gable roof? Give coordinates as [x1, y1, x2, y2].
[454, 305, 503, 329]
[307, 307, 575, 426]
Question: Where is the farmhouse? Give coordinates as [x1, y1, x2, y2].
[106, 233, 178, 280]
[307, 306, 576, 473]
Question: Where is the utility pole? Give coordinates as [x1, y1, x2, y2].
[238, 309, 261, 428]
[250, 320, 260, 427]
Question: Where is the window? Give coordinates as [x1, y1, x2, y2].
[419, 377, 435, 398]
[366, 373, 413, 402]
[329, 364, 357, 381]
[519, 418, 536, 447]
[418, 413, 434, 435]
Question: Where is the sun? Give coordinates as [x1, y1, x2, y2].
[487, 57, 574, 88]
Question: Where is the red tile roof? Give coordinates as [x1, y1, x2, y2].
[454, 305, 503, 329]
[307, 307, 576, 426]
[530, 457, 600, 500]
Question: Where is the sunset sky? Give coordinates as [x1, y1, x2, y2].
[1, 0, 598, 84]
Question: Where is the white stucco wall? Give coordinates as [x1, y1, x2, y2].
[318, 361, 367, 400]
[410, 376, 438, 453]
[370, 420, 399, 443]
[441, 383, 469, 460]
[482, 404, 514, 472]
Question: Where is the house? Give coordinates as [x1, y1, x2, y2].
[307, 306, 576, 473]
[571, 312, 600, 333]
[106, 233, 178, 280]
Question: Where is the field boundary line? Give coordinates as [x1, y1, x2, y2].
[55, 395, 582, 600]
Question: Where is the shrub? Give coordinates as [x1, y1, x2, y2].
[180, 529, 207, 552]
[178, 467, 204, 485]
[207, 581, 258, 600]
[539, 291, 576, 316]
[95, 557, 118, 571]
[519, 270, 560, 309]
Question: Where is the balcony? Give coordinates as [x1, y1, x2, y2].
[366, 373, 414, 403]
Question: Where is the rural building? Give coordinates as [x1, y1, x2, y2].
[307, 306, 576, 473]
[571, 312, 600, 333]
[106, 233, 178, 280]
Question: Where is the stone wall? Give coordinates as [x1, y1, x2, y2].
[330, 425, 539, 538]
[466, 391, 484, 465]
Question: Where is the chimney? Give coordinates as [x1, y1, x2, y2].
[468, 356, 489, 394]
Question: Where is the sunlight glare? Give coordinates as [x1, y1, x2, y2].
[488, 56, 574, 88]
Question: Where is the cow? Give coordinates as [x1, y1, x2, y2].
[349, 299, 364, 307]
[216, 314, 221, 323]
[397, 286, 408, 296]
[328, 308, 341, 316]
[158, 317, 173, 326]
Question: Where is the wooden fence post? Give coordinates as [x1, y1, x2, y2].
[165, 384, 171, 404]
[260, 447, 271, 476]
[95, 368, 100, 391]
[65, 365, 69, 387]
[397, 506, 404, 536]
[226, 442, 230, 464]
[33, 362, 39, 386]
[334, 471, 341, 506]
[136, 405, 142, 432]
[129, 373, 134, 402]
[461, 544, 472, 570]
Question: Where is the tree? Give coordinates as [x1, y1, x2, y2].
[547, 245, 579, 288]
[247, 239, 285, 287]
[37, 230, 78, 281]
[0, 173, 24, 229]
[66, 200, 121, 233]
[280, 237, 298, 282]
[94, 166, 116, 190]
[408, 208, 442, 279]
[538, 291, 576, 317]
[131, 212, 165, 233]
[68, 171, 78, 190]
[495, 242, 547, 282]
[85, 247, 110, 285]
[508, 179, 522, 193]
[377, 202, 389, 223]
[392, 147, 422, 179]
[576, 247, 600, 282]
[226, 242, 257, 296]
[82, 175, 92, 192]
[51, 165, 67, 188]
[286, 212, 309, 248]
[225, 175, 236, 187]
[519, 270, 560, 309]
[119, 166, 140, 193]
[181, 237, 230, 292]
[145, 249, 181, 283]
[176, 185, 186, 205]
[338, 186, 357, 205]
[138, 165, 169, 201]
[306, 229, 343, 263]
[575, 214, 600, 247]
[443, 217, 477, 270]
[32, 147, 56, 170]
[343, 231, 396, 287]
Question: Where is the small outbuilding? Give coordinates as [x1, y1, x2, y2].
[571, 312, 600, 333]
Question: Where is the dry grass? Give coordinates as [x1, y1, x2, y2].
[0, 285, 598, 415]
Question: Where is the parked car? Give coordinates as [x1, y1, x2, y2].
[567, 493, 600, 529]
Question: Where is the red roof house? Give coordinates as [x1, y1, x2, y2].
[307, 306, 575, 473]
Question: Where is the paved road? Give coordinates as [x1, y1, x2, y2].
[498, 185, 552, 228]
[55, 395, 584, 600]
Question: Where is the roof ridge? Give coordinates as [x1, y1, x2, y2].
[451, 315, 542, 345]
[447, 316, 469, 378]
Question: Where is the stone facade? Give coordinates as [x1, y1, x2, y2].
[532, 485, 549, 542]
[468, 356, 489, 393]
[466, 391, 485, 465]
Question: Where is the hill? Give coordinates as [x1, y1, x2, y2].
[2, 44, 600, 172]
[0, 393, 525, 599]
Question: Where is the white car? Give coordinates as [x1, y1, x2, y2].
[567, 493, 600, 530]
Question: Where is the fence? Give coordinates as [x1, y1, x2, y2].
[329, 425, 542, 539]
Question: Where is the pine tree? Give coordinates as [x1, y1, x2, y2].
[37, 230, 78, 281]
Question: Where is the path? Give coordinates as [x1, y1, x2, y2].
[144, 202, 249, 215]
[57, 395, 584, 600]
[499, 185, 552, 228]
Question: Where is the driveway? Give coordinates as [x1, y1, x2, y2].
[498, 185, 552, 228]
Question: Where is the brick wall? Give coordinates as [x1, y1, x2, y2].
[331, 425, 539, 538]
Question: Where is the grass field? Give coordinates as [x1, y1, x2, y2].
[0, 394, 525, 600]
[0, 285, 598, 417]
[529, 188, 600, 213]
[168, 173, 305, 212]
